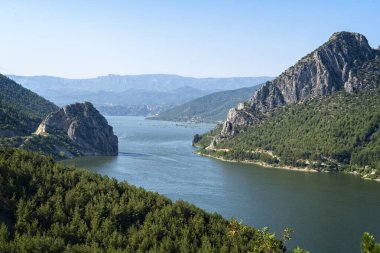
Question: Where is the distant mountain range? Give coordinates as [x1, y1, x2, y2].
[196, 31, 380, 181]
[8, 74, 272, 116]
[149, 85, 261, 122]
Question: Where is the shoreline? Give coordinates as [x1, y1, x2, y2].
[197, 151, 380, 182]
[197, 151, 317, 173]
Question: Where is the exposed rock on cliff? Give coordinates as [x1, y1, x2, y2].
[36, 102, 118, 156]
[211, 32, 380, 147]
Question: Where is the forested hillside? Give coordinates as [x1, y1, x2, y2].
[0, 149, 286, 252]
[0, 100, 41, 136]
[197, 89, 380, 180]
[0, 74, 58, 118]
[150, 86, 260, 122]
[195, 32, 380, 180]
[0, 74, 58, 136]
[209, 32, 380, 147]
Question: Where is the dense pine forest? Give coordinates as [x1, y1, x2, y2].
[0, 149, 378, 252]
[0, 148, 288, 252]
[197, 88, 380, 180]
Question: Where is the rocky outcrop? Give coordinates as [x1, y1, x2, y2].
[36, 102, 118, 156]
[211, 32, 380, 147]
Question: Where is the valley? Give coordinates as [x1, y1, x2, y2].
[1, 18, 380, 251]
[10, 74, 271, 117]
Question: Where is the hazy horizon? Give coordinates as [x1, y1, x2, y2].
[1, 1, 379, 78]
[7, 73, 274, 79]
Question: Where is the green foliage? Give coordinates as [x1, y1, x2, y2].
[293, 247, 310, 253]
[204, 89, 380, 178]
[194, 125, 223, 149]
[0, 74, 58, 136]
[151, 86, 260, 123]
[0, 136, 24, 148]
[0, 99, 42, 136]
[0, 148, 285, 252]
[22, 134, 82, 160]
[0, 74, 76, 158]
[0, 74, 58, 118]
[281, 227, 293, 242]
[361, 232, 380, 253]
[200, 149, 279, 165]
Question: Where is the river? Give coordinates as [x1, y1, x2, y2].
[62, 116, 380, 253]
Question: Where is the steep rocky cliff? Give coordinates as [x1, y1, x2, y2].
[211, 32, 380, 146]
[35, 102, 118, 156]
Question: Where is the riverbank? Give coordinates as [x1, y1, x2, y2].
[197, 151, 318, 173]
[196, 149, 380, 182]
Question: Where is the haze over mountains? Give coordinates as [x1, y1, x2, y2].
[9, 74, 272, 116]
[150, 85, 261, 123]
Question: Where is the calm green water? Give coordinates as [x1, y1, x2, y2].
[63, 116, 380, 253]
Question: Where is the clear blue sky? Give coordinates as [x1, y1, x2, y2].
[1, 0, 379, 78]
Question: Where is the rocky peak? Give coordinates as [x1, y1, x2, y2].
[36, 102, 118, 156]
[329, 31, 370, 47]
[211, 32, 379, 146]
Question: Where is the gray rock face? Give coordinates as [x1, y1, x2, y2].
[36, 102, 118, 156]
[211, 32, 380, 146]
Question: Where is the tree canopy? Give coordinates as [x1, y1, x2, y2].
[0, 148, 285, 252]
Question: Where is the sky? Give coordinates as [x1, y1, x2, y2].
[0, 0, 379, 78]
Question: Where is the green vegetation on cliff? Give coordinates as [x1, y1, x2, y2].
[193, 126, 223, 149]
[0, 75, 117, 159]
[0, 75, 79, 158]
[0, 149, 286, 252]
[198, 89, 380, 179]
[0, 100, 41, 136]
[361, 232, 380, 253]
[21, 134, 83, 159]
[0, 74, 58, 136]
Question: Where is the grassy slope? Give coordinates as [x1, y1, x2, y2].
[150, 86, 260, 122]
